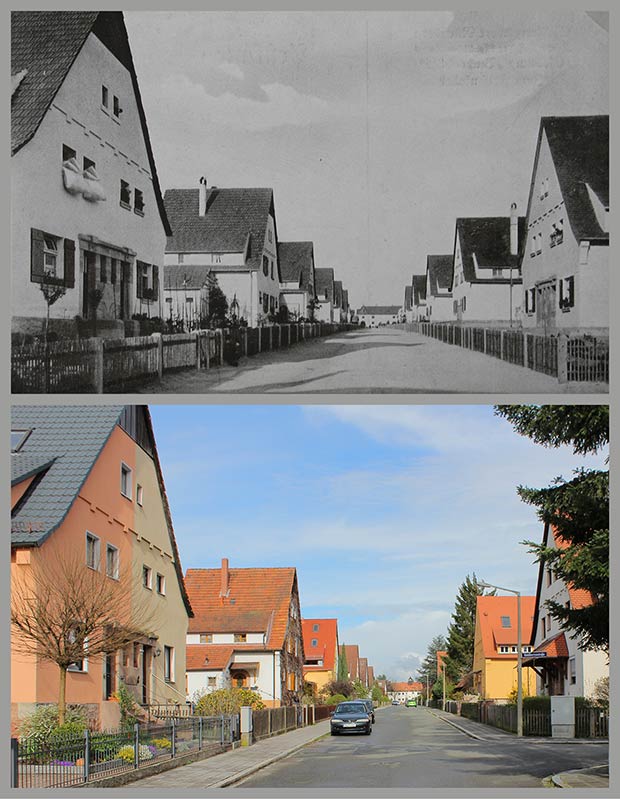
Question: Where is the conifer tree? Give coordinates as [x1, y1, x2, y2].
[446, 574, 493, 681]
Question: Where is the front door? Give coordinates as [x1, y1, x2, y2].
[536, 281, 557, 332]
[142, 645, 152, 704]
[82, 251, 97, 318]
[104, 653, 116, 699]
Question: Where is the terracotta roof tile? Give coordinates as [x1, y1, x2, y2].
[391, 681, 423, 692]
[302, 618, 338, 671]
[533, 632, 569, 659]
[476, 595, 536, 659]
[342, 644, 360, 680]
[357, 305, 401, 315]
[186, 644, 234, 672]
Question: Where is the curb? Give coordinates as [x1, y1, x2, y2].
[426, 709, 485, 740]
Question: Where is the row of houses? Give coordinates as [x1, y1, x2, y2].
[402, 115, 608, 334]
[11, 11, 352, 341]
[10, 405, 378, 734]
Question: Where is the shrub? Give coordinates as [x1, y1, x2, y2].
[20, 705, 87, 746]
[150, 737, 171, 749]
[194, 687, 264, 716]
[325, 694, 347, 706]
[113, 684, 141, 730]
[117, 744, 153, 763]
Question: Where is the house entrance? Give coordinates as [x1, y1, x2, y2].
[142, 645, 153, 704]
[536, 280, 557, 331]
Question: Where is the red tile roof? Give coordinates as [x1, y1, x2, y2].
[552, 528, 596, 609]
[185, 560, 298, 651]
[390, 681, 423, 692]
[477, 595, 536, 659]
[186, 645, 234, 672]
[533, 632, 569, 659]
[302, 619, 338, 671]
[342, 644, 360, 680]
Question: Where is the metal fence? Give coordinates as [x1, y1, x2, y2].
[403, 322, 608, 384]
[11, 715, 238, 789]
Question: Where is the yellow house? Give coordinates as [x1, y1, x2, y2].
[472, 595, 537, 700]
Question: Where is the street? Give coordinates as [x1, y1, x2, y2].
[137, 328, 591, 394]
[238, 706, 608, 790]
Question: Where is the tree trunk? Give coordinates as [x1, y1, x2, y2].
[58, 666, 68, 725]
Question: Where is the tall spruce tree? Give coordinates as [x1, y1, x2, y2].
[495, 405, 609, 653]
[446, 574, 493, 681]
[417, 634, 447, 688]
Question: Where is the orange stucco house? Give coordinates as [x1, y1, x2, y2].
[11, 405, 192, 734]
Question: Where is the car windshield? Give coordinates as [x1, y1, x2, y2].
[336, 703, 366, 714]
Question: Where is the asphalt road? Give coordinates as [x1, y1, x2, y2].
[138, 328, 594, 394]
[237, 705, 608, 789]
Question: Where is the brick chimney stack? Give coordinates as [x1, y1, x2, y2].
[199, 176, 207, 217]
[510, 202, 518, 256]
[220, 557, 230, 598]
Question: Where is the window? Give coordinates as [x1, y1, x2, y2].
[11, 429, 31, 452]
[312, 624, 319, 632]
[120, 463, 132, 498]
[208, 676, 216, 687]
[63, 144, 77, 163]
[287, 673, 297, 691]
[120, 180, 131, 207]
[110, 258, 117, 285]
[311, 638, 318, 647]
[268, 229, 273, 243]
[164, 645, 174, 682]
[546, 568, 553, 587]
[234, 633, 247, 643]
[541, 617, 546, 638]
[271, 260, 274, 280]
[86, 532, 100, 570]
[67, 627, 88, 672]
[101, 85, 109, 108]
[462, 296, 466, 312]
[134, 189, 144, 215]
[156, 574, 166, 595]
[100, 255, 107, 284]
[43, 235, 59, 278]
[492, 268, 503, 277]
[106, 544, 119, 579]
[178, 254, 184, 264]
[133, 643, 141, 668]
[500, 616, 511, 628]
[263, 294, 269, 313]
[525, 287, 536, 314]
[499, 645, 510, 654]
[136, 484, 143, 506]
[559, 276, 575, 310]
[199, 634, 213, 644]
[83, 156, 96, 173]
[143, 565, 152, 589]
[569, 657, 576, 685]
[136, 261, 158, 300]
[550, 219, 564, 247]
[113, 95, 122, 118]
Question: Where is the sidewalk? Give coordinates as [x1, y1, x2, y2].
[550, 764, 609, 789]
[130, 719, 331, 789]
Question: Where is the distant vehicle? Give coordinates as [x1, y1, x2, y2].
[330, 701, 372, 735]
[360, 699, 375, 723]
[405, 698, 417, 707]
[391, 700, 399, 705]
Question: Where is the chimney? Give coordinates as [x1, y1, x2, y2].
[220, 557, 229, 598]
[199, 176, 207, 217]
[510, 202, 518, 256]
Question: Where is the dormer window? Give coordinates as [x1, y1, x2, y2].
[234, 633, 247, 643]
[11, 429, 32, 452]
[500, 615, 511, 628]
[120, 180, 131, 208]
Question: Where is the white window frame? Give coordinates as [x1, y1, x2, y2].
[164, 645, 175, 683]
[67, 629, 89, 673]
[43, 235, 59, 277]
[106, 543, 119, 580]
[156, 573, 166, 596]
[136, 484, 143, 507]
[569, 657, 577, 685]
[86, 531, 100, 571]
[143, 564, 153, 590]
[120, 462, 132, 499]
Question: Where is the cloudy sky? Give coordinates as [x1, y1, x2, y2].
[124, 11, 607, 308]
[150, 404, 607, 682]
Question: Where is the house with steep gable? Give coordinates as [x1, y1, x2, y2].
[302, 618, 340, 695]
[412, 274, 427, 321]
[522, 524, 608, 698]
[164, 182, 280, 327]
[425, 255, 453, 321]
[521, 115, 608, 332]
[388, 681, 423, 703]
[403, 284, 414, 323]
[451, 213, 526, 325]
[357, 305, 401, 327]
[314, 267, 335, 322]
[341, 644, 361, 682]
[278, 241, 316, 321]
[11, 11, 171, 339]
[11, 405, 192, 733]
[472, 595, 537, 700]
[185, 559, 304, 707]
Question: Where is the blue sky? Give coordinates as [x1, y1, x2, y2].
[150, 404, 607, 681]
[124, 11, 607, 307]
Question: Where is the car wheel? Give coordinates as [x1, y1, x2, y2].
[365, 726, 372, 735]
[331, 730, 338, 736]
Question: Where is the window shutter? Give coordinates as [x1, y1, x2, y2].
[111, 258, 117, 285]
[100, 255, 107, 284]
[31, 228, 45, 283]
[63, 238, 76, 288]
[559, 278, 564, 308]
[152, 264, 159, 300]
[136, 261, 143, 298]
[568, 277, 574, 307]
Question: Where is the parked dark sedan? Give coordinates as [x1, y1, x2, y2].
[330, 701, 373, 735]
[361, 699, 376, 723]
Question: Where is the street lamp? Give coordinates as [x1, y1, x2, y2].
[480, 581, 523, 737]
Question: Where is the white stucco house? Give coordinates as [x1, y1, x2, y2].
[278, 241, 316, 321]
[314, 268, 335, 323]
[425, 255, 453, 321]
[357, 305, 401, 327]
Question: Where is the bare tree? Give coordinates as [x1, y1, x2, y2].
[11, 552, 156, 725]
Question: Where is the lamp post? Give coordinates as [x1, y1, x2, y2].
[480, 581, 523, 737]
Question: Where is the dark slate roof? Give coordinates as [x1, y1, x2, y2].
[315, 268, 335, 302]
[455, 217, 526, 284]
[11, 405, 125, 545]
[11, 11, 171, 235]
[164, 264, 212, 291]
[278, 242, 315, 291]
[542, 115, 609, 241]
[358, 305, 401, 315]
[12, 454, 57, 486]
[333, 280, 343, 308]
[427, 255, 453, 297]
[404, 285, 413, 308]
[164, 188, 276, 272]
[342, 289, 349, 311]
[412, 274, 427, 305]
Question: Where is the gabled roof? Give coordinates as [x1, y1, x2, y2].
[342, 644, 360, 680]
[341, 289, 349, 311]
[531, 115, 609, 242]
[358, 657, 368, 683]
[404, 285, 413, 309]
[302, 618, 339, 671]
[278, 242, 315, 291]
[390, 681, 423, 692]
[333, 280, 343, 308]
[412, 274, 427, 305]
[164, 188, 276, 273]
[185, 561, 298, 651]
[476, 595, 536, 659]
[11, 12, 171, 235]
[357, 305, 401, 315]
[12, 454, 57, 486]
[455, 217, 526, 284]
[10, 405, 193, 617]
[186, 644, 234, 672]
[315, 268, 334, 302]
[367, 665, 375, 684]
[426, 255, 453, 296]
[164, 264, 212, 291]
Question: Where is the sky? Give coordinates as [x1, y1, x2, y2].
[124, 11, 608, 309]
[150, 404, 607, 682]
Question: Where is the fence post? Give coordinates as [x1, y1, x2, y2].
[220, 715, 225, 745]
[199, 716, 203, 751]
[152, 332, 163, 380]
[10, 738, 18, 788]
[134, 723, 139, 769]
[171, 718, 176, 758]
[92, 338, 104, 393]
[195, 332, 201, 370]
[500, 330, 505, 361]
[557, 333, 568, 383]
[219, 329, 224, 364]
[84, 727, 90, 783]
[242, 327, 248, 356]
[269, 326, 273, 351]
[522, 331, 528, 368]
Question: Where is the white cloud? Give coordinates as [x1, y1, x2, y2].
[218, 61, 244, 81]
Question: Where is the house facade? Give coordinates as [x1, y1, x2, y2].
[11, 12, 170, 339]
[11, 405, 192, 733]
[388, 681, 423, 703]
[472, 595, 537, 701]
[164, 182, 280, 328]
[314, 268, 335, 322]
[521, 115, 608, 333]
[403, 284, 414, 323]
[523, 524, 608, 698]
[185, 559, 305, 707]
[425, 255, 453, 321]
[412, 275, 427, 321]
[278, 241, 316, 321]
[302, 618, 339, 695]
[451, 214, 526, 325]
[357, 305, 401, 327]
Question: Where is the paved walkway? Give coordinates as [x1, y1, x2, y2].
[135, 329, 602, 394]
[130, 719, 331, 789]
